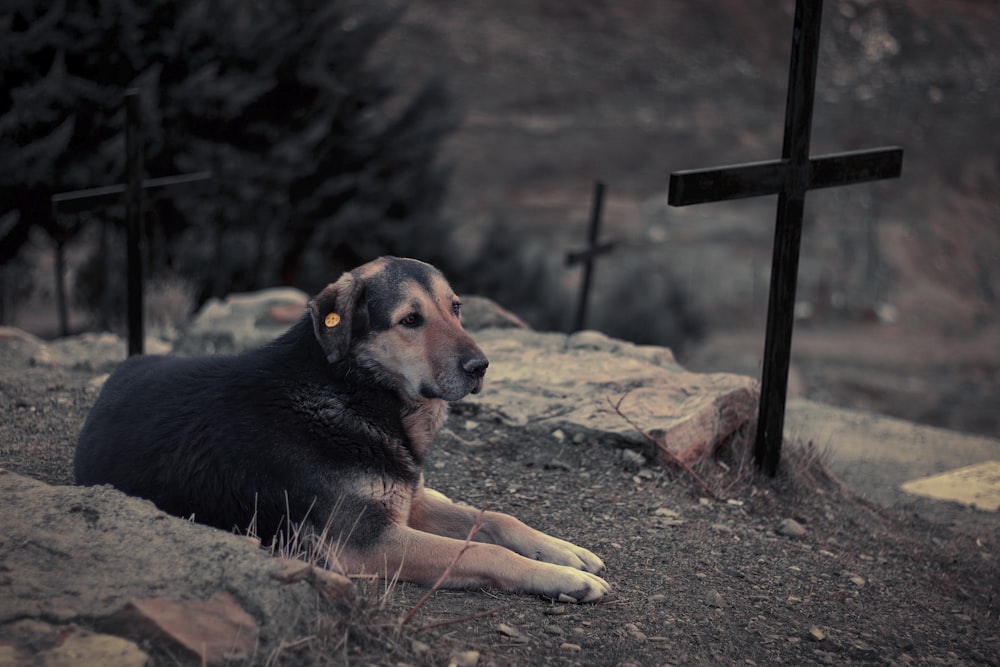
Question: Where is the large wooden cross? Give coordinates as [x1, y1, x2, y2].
[52, 89, 210, 356]
[667, 0, 903, 475]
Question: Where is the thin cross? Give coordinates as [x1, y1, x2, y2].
[51, 89, 210, 356]
[667, 0, 903, 476]
[566, 181, 616, 331]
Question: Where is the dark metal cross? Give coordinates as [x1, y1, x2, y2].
[566, 181, 616, 331]
[52, 89, 210, 356]
[667, 0, 903, 475]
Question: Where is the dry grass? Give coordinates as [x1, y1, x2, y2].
[240, 498, 504, 666]
[143, 276, 197, 341]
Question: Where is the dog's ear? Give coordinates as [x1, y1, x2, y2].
[309, 272, 366, 363]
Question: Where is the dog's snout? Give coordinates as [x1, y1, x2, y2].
[461, 353, 489, 378]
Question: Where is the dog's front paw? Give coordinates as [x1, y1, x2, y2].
[532, 536, 606, 574]
[531, 565, 611, 603]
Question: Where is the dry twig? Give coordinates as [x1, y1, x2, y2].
[606, 394, 721, 500]
[399, 509, 485, 626]
[413, 601, 519, 632]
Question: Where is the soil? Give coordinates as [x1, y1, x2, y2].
[1, 356, 998, 666]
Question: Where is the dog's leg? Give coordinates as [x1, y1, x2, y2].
[341, 523, 611, 602]
[409, 487, 606, 575]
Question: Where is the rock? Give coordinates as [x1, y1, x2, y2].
[777, 518, 807, 538]
[109, 592, 258, 665]
[463, 328, 758, 466]
[460, 295, 530, 331]
[268, 558, 353, 598]
[0, 470, 323, 654]
[704, 590, 725, 608]
[411, 639, 430, 657]
[448, 649, 481, 667]
[39, 630, 148, 667]
[623, 622, 648, 641]
[0, 326, 47, 367]
[311, 567, 354, 599]
[810, 626, 826, 641]
[621, 449, 647, 469]
[174, 287, 309, 356]
[0, 327, 169, 372]
[560, 642, 583, 652]
[497, 623, 528, 642]
[270, 557, 314, 583]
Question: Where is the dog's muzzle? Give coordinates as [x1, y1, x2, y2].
[462, 353, 489, 395]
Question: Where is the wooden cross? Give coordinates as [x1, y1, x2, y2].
[51, 89, 210, 356]
[667, 0, 903, 476]
[566, 181, 616, 331]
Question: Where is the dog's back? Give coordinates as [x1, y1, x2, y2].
[75, 319, 405, 547]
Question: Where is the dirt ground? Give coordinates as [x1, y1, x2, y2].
[1, 355, 998, 666]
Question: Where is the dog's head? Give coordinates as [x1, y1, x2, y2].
[308, 257, 488, 403]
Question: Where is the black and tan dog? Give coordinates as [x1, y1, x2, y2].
[75, 256, 610, 602]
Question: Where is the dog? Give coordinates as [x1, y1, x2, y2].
[75, 257, 610, 602]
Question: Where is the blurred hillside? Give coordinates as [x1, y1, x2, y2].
[4, 0, 996, 438]
[381, 0, 1000, 436]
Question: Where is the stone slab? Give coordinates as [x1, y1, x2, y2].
[785, 398, 1000, 511]
[173, 287, 309, 356]
[464, 328, 759, 465]
[900, 461, 1000, 512]
[110, 592, 258, 665]
[0, 469, 328, 638]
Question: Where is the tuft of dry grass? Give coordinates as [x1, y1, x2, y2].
[143, 276, 197, 341]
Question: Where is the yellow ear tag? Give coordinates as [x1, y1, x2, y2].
[324, 312, 341, 328]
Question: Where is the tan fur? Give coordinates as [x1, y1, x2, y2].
[321, 258, 611, 602]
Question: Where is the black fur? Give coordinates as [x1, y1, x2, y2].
[75, 317, 412, 550]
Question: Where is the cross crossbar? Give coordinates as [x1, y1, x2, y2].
[52, 171, 212, 214]
[567, 240, 617, 267]
[669, 147, 903, 206]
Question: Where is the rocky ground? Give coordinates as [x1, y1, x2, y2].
[1, 332, 997, 666]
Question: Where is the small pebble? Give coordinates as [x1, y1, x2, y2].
[777, 518, 807, 538]
[705, 590, 725, 608]
[448, 650, 480, 667]
[621, 449, 647, 467]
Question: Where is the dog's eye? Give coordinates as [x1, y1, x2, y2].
[400, 313, 423, 328]
[452, 302, 461, 318]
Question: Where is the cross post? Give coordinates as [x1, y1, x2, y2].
[667, 0, 902, 475]
[125, 90, 144, 357]
[566, 181, 616, 331]
[51, 89, 210, 356]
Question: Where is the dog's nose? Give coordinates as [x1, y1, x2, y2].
[461, 354, 489, 378]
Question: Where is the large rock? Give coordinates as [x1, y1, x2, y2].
[0, 327, 169, 372]
[465, 328, 759, 465]
[173, 288, 309, 356]
[460, 296, 530, 331]
[0, 470, 331, 660]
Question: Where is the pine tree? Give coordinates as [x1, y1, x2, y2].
[1, 0, 455, 316]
